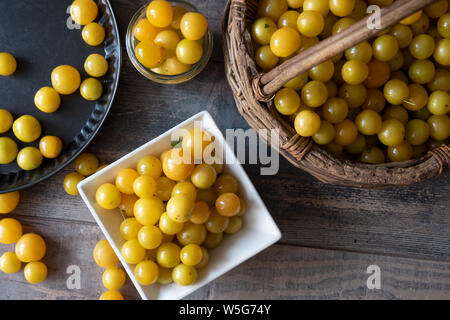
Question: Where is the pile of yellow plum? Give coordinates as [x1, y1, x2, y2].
[252, 0, 449, 164]
[63, 152, 107, 196]
[133, 0, 209, 75]
[91, 128, 245, 299]
[0, 110, 63, 170]
[0, 0, 110, 172]
[0, 191, 48, 285]
[93, 239, 126, 300]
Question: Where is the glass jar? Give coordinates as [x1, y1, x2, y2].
[126, 0, 213, 84]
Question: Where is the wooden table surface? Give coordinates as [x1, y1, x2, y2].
[1, 0, 449, 300]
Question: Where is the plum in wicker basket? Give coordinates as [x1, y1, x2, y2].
[222, 0, 450, 188]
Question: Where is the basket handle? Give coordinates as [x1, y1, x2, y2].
[255, 0, 440, 100]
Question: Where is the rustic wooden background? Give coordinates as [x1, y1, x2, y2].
[1, 0, 449, 300]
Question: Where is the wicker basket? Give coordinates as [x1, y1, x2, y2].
[223, 0, 450, 188]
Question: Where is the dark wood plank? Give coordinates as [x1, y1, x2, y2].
[1, 216, 449, 300]
[188, 244, 450, 300]
[243, 160, 450, 261]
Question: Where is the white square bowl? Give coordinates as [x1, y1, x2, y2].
[77, 111, 281, 300]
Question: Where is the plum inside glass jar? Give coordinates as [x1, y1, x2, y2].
[126, 0, 213, 84]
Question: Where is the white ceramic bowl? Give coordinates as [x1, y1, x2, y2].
[78, 111, 281, 300]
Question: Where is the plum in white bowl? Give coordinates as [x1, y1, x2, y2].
[78, 111, 281, 300]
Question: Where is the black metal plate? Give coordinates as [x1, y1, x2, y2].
[0, 0, 121, 193]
